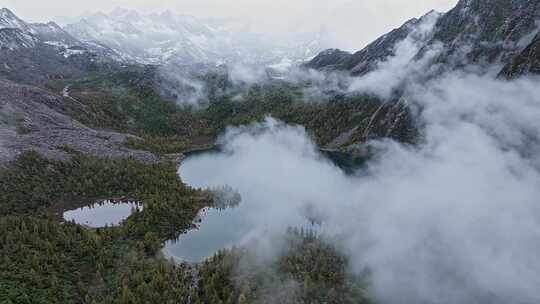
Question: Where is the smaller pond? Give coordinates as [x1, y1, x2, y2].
[63, 200, 143, 228]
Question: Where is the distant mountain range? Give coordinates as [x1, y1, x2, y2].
[3, 0, 540, 84]
[0, 8, 122, 84]
[1, 0, 540, 163]
[0, 7, 331, 86]
[306, 0, 540, 79]
[0, 8, 120, 57]
[61, 8, 327, 66]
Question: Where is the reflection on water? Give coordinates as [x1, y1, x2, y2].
[164, 206, 252, 262]
[163, 146, 362, 263]
[163, 205, 321, 263]
[63, 200, 143, 228]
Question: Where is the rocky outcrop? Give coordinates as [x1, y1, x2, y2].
[420, 0, 540, 69]
[499, 33, 540, 78]
[304, 49, 352, 71]
[0, 43, 102, 85]
[0, 27, 36, 50]
[347, 14, 437, 76]
[0, 79, 158, 163]
[0, 8, 121, 85]
[304, 14, 432, 75]
[307, 0, 540, 77]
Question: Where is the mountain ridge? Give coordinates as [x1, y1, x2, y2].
[63, 8, 328, 66]
[0, 7, 122, 85]
[306, 0, 540, 78]
[499, 32, 540, 78]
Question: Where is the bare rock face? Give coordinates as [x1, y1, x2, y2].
[304, 49, 353, 71]
[304, 15, 428, 75]
[0, 8, 121, 85]
[307, 0, 540, 76]
[0, 79, 158, 163]
[422, 0, 540, 69]
[500, 34, 540, 79]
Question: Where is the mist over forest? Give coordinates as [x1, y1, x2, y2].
[1, 0, 540, 303]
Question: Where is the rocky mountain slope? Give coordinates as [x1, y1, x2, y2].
[499, 33, 540, 78]
[307, 0, 540, 77]
[0, 78, 158, 163]
[4, 0, 538, 163]
[63, 8, 327, 66]
[304, 0, 540, 152]
[416, 0, 540, 71]
[0, 7, 421, 161]
[306, 11, 441, 76]
[0, 8, 121, 85]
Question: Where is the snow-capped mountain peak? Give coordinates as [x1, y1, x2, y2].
[63, 8, 328, 66]
[0, 7, 126, 64]
[0, 8, 33, 32]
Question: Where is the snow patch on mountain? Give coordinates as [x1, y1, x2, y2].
[0, 8, 32, 32]
[63, 8, 329, 67]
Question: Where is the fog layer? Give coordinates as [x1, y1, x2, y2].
[179, 67, 540, 304]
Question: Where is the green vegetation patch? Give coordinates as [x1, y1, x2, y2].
[0, 151, 210, 240]
[195, 228, 373, 304]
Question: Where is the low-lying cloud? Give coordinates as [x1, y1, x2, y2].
[157, 60, 357, 106]
[348, 11, 442, 99]
[178, 67, 540, 303]
[164, 5, 540, 302]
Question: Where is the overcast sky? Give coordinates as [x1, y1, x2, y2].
[0, 0, 458, 51]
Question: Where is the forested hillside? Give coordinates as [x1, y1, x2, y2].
[3, 0, 540, 303]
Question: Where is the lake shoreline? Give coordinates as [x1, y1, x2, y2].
[48, 196, 142, 223]
[161, 143, 367, 264]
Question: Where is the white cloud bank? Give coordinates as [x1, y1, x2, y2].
[179, 68, 540, 303]
[343, 74, 540, 304]
[348, 11, 443, 99]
